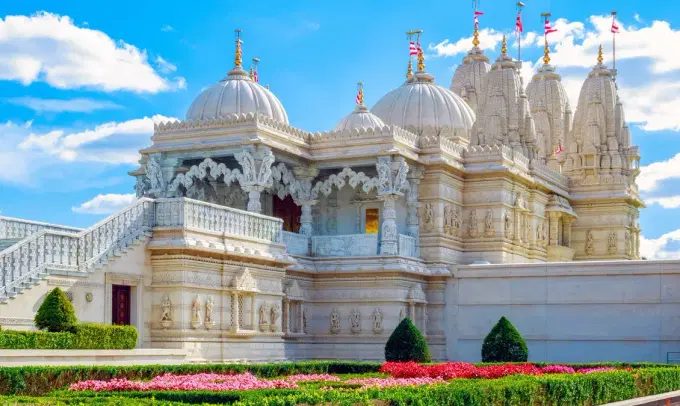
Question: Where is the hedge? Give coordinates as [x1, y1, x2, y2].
[385, 317, 431, 363]
[0, 323, 137, 350]
[35, 368, 680, 406]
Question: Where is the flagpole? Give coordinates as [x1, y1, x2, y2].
[612, 10, 617, 80]
[541, 12, 552, 64]
[516, 2, 524, 61]
[406, 30, 415, 79]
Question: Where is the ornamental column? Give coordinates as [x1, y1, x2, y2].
[235, 146, 275, 214]
[562, 217, 573, 248]
[250, 295, 255, 330]
[298, 302, 304, 333]
[284, 299, 290, 335]
[406, 167, 424, 257]
[380, 195, 400, 255]
[292, 166, 320, 237]
[376, 156, 410, 256]
[231, 292, 240, 333]
[548, 212, 561, 246]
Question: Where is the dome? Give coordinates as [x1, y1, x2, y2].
[186, 66, 288, 124]
[450, 46, 490, 114]
[334, 104, 385, 131]
[371, 71, 475, 135]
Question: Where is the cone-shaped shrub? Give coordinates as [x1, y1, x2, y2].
[35, 287, 77, 332]
[481, 316, 528, 362]
[385, 317, 431, 362]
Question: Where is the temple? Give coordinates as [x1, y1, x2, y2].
[1, 26, 670, 364]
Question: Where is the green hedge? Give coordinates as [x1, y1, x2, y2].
[35, 368, 680, 406]
[0, 323, 137, 351]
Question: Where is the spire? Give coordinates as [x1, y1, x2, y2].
[250, 57, 259, 82]
[501, 35, 507, 56]
[406, 30, 418, 79]
[597, 44, 604, 64]
[356, 82, 364, 105]
[543, 38, 551, 64]
[406, 59, 413, 79]
[473, 21, 480, 47]
[417, 33, 425, 71]
[234, 29, 243, 68]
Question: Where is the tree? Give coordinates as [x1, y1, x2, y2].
[385, 317, 431, 362]
[35, 287, 77, 332]
[481, 316, 528, 362]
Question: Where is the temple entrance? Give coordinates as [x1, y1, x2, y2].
[112, 285, 131, 325]
[273, 195, 301, 232]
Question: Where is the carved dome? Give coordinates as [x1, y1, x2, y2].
[334, 104, 385, 131]
[371, 71, 475, 135]
[186, 66, 288, 124]
[450, 46, 491, 114]
[526, 63, 572, 163]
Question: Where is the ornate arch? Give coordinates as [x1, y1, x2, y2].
[167, 158, 243, 197]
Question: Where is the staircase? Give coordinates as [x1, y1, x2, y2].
[0, 198, 154, 303]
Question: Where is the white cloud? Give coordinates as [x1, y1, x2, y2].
[7, 97, 122, 113]
[429, 28, 505, 58]
[155, 56, 177, 74]
[0, 12, 185, 92]
[645, 196, 680, 209]
[634, 13, 642, 24]
[19, 114, 177, 164]
[72, 193, 136, 215]
[161, 24, 174, 32]
[640, 230, 680, 260]
[637, 153, 680, 192]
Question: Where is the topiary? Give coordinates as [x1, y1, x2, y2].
[481, 316, 528, 362]
[385, 317, 431, 362]
[34, 287, 77, 332]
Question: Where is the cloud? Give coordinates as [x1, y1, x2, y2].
[429, 28, 504, 58]
[19, 114, 177, 164]
[637, 153, 680, 192]
[7, 97, 122, 113]
[645, 196, 680, 209]
[155, 56, 177, 74]
[161, 24, 174, 32]
[640, 229, 680, 260]
[72, 193, 136, 214]
[0, 12, 185, 92]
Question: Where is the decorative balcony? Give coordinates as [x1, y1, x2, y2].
[282, 232, 418, 258]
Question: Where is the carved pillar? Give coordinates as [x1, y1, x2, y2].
[513, 208, 522, 243]
[298, 201, 317, 237]
[298, 302, 304, 333]
[250, 295, 255, 330]
[406, 168, 424, 257]
[635, 231, 640, 258]
[422, 305, 427, 336]
[284, 299, 290, 335]
[292, 166, 320, 237]
[409, 301, 415, 321]
[548, 212, 561, 246]
[562, 217, 573, 248]
[235, 147, 275, 214]
[231, 292, 240, 333]
[380, 195, 400, 255]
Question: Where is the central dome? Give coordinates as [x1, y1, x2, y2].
[371, 71, 475, 135]
[186, 66, 288, 124]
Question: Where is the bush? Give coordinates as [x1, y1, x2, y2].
[385, 317, 431, 363]
[71, 323, 137, 350]
[34, 287, 77, 332]
[482, 316, 528, 362]
[0, 323, 137, 350]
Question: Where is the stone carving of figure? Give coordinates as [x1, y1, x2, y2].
[376, 159, 393, 195]
[160, 295, 172, 323]
[625, 230, 632, 256]
[443, 205, 452, 234]
[504, 212, 512, 237]
[484, 209, 494, 236]
[146, 155, 165, 192]
[423, 308, 429, 333]
[302, 309, 308, 334]
[608, 231, 617, 255]
[585, 230, 595, 256]
[205, 296, 214, 324]
[453, 207, 462, 232]
[469, 210, 479, 238]
[542, 221, 549, 247]
[515, 194, 525, 210]
[350, 308, 361, 334]
[523, 216, 531, 244]
[424, 203, 434, 231]
[259, 303, 270, 326]
[372, 308, 383, 334]
[270, 303, 281, 331]
[191, 295, 202, 329]
[536, 219, 543, 242]
[330, 308, 340, 333]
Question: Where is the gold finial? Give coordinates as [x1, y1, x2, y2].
[543, 39, 551, 64]
[406, 59, 413, 78]
[501, 35, 507, 55]
[234, 29, 243, 68]
[473, 23, 480, 47]
[356, 82, 364, 105]
[265, 84, 270, 90]
[417, 41, 425, 71]
[597, 44, 603, 64]
[249, 67, 253, 80]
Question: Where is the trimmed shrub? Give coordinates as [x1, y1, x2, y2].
[0, 323, 137, 350]
[34, 287, 77, 332]
[385, 317, 431, 363]
[0, 330, 73, 349]
[482, 316, 528, 362]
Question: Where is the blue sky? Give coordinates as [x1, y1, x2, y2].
[2, 0, 680, 258]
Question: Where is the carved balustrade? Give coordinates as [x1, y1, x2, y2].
[398, 234, 417, 258]
[282, 231, 309, 255]
[311, 234, 379, 257]
[0, 217, 81, 240]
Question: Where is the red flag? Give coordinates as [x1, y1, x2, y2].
[611, 18, 620, 33]
[355, 87, 363, 105]
[553, 144, 563, 156]
[417, 40, 422, 54]
[544, 19, 558, 35]
[409, 41, 418, 56]
[474, 10, 483, 26]
[516, 12, 523, 33]
[253, 70, 259, 83]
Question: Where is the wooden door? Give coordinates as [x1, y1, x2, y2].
[273, 195, 301, 233]
[112, 285, 131, 325]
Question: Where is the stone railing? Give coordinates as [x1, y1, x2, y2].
[154, 198, 282, 243]
[282, 231, 309, 255]
[311, 234, 379, 257]
[399, 234, 417, 258]
[0, 198, 154, 301]
[0, 217, 81, 240]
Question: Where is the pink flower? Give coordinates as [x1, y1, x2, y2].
[541, 365, 575, 374]
[577, 367, 616, 374]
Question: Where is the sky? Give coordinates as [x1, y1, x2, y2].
[1, 0, 680, 259]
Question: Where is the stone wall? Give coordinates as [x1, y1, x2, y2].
[447, 260, 680, 363]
